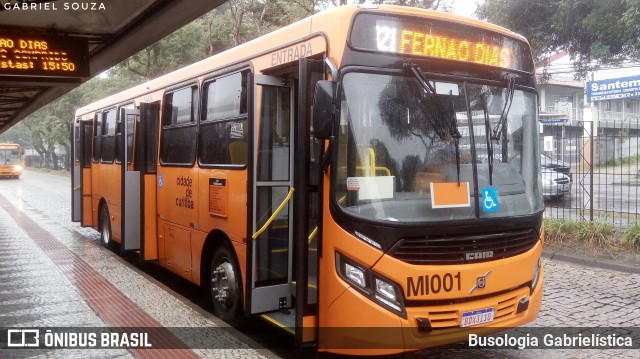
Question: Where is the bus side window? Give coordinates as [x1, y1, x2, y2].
[115, 104, 135, 164]
[92, 113, 102, 162]
[199, 71, 249, 167]
[101, 108, 117, 163]
[160, 85, 198, 165]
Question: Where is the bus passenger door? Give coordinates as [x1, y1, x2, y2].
[138, 103, 160, 261]
[249, 75, 295, 314]
[74, 120, 94, 227]
[120, 109, 141, 251]
[71, 120, 81, 222]
[119, 104, 160, 260]
[294, 58, 324, 345]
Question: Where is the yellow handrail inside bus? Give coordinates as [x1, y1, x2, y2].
[368, 147, 376, 176]
[252, 187, 295, 240]
[355, 148, 391, 176]
[308, 226, 317, 244]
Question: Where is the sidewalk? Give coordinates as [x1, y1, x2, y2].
[0, 191, 269, 358]
[543, 243, 640, 274]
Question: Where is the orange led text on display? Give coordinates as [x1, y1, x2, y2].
[399, 30, 512, 68]
[375, 25, 513, 69]
[0, 34, 85, 76]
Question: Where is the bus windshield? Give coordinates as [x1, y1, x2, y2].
[335, 71, 543, 223]
[0, 147, 22, 165]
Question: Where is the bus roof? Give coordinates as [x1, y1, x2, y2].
[76, 5, 530, 116]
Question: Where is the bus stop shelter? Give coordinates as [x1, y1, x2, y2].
[0, 0, 225, 134]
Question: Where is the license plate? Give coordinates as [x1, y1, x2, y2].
[461, 307, 495, 327]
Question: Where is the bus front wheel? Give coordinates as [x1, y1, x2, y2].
[209, 244, 242, 324]
[100, 205, 112, 249]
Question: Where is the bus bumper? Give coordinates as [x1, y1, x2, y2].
[0, 169, 22, 177]
[403, 265, 543, 351]
[320, 262, 544, 355]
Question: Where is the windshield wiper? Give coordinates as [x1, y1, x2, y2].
[480, 99, 495, 186]
[491, 75, 516, 162]
[404, 62, 463, 183]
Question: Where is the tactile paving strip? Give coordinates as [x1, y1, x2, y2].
[0, 194, 199, 359]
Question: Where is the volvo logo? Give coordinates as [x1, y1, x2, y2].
[468, 271, 492, 294]
[466, 251, 494, 260]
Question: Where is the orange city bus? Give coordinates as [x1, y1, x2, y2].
[0, 143, 24, 178]
[71, 4, 544, 354]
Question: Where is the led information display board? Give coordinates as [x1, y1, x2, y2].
[349, 13, 534, 72]
[0, 31, 89, 80]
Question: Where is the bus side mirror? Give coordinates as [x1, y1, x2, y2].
[312, 80, 336, 140]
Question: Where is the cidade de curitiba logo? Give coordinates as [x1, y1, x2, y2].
[4, 329, 152, 349]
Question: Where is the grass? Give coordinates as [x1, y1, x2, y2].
[577, 221, 614, 247]
[621, 224, 640, 247]
[544, 218, 636, 255]
[599, 154, 640, 167]
[544, 219, 581, 244]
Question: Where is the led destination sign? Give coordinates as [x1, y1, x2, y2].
[0, 32, 89, 80]
[349, 13, 533, 72]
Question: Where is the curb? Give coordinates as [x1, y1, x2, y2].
[542, 249, 640, 275]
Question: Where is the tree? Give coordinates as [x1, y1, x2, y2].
[476, 0, 640, 77]
[22, 104, 68, 169]
[120, 20, 208, 80]
[0, 121, 30, 148]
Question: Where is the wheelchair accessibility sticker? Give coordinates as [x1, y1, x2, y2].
[482, 187, 499, 212]
[158, 174, 164, 189]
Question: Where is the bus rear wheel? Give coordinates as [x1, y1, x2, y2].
[209, 244, 242, 324]
[100, 205, 112, 249]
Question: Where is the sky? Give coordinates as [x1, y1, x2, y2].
[450, 0, 479, 18]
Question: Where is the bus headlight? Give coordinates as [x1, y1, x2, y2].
[336, 252, 406, 318]
[14, 165, 23, 172]
[374, 277, 403, 313]
[531, 258, 542, 293]
[375, 278, 397, 302]
[345, 262, 367, 289]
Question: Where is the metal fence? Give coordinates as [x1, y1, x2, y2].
[542, 121, 640, 226]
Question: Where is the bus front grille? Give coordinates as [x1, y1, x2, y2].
[389, 229, 539, 265]
[420, 289, 522, 330]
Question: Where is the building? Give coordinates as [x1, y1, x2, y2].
[537, 51, 640, 135]
[536, 51, 640, 164]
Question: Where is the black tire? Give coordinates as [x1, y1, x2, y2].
[209, 244, 243, 324]
[100, 204, 113, 249]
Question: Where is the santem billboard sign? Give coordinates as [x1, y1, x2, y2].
[586, 75, 640, 103]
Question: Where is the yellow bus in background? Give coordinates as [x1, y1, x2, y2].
[72, 5, 544, 354]
[0, 143, 24, 178]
